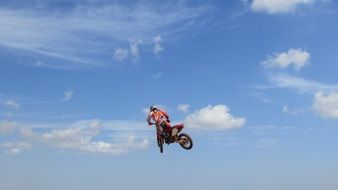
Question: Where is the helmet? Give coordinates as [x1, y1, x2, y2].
[150, 105, 158, 112]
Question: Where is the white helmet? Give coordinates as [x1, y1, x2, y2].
[150, 105, 158, 112]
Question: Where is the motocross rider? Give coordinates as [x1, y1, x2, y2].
[146, 105, 171, 136]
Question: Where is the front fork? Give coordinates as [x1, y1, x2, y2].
[157, 136, 163, 147]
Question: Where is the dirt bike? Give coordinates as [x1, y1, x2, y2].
[153, 123, 193, 153]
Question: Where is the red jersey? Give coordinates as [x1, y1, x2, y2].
[147, 109, 169, 125]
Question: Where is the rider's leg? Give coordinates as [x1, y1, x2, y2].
[160, 121, 172, 141]
[156, 124, 163, 147]
[156, 124, 163, 135]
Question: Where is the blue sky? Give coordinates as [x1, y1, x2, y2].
[1, 0, 338, 189]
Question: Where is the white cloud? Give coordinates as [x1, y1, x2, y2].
[251, 0, 314, 14]
[114, 48, 129, 61]
[1, 142, 32, 155]
[153, 35, 164, 55]
[313, 91, 338, 118]
[261, 48, 310, 70]
[283, 105, 289, 113]
[3, 100, 20, 109]
[129, 40, 141, 60]
[7, 148, 21, 155]
[259, 73, 338, 119]
[0, 121, 17, 135]
[252, 92, 272, 103]
[20, 119, 150, 155]
[114, 39, 142, 61]
[177, 104, 190, 113]
[152, 73, 162, 79]
[260, 73, 338, 94]
[20, 120, 101, 149]
[184, 105, 245, 130]
[0, 2, 210, 68]
[62, 91, 74, 102]
[282, 105, 305, 115]
[81, 135, 149, 154]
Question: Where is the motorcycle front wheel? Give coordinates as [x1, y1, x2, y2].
[157, 137, 164, 153]
[178, 133, 193, 150]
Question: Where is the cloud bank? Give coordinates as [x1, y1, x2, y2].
[0, 119, 151, 155]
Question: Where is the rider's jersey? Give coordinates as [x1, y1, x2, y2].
[147, 109, 169, 125]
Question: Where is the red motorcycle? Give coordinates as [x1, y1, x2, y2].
[154, 123, 193, 153]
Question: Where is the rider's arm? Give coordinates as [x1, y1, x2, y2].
[160, 110, 170, 122]
[146, 113, 154, 126]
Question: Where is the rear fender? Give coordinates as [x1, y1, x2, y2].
[172, 124, 184, 135]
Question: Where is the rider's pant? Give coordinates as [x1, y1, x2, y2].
[156, 120, 170, 135]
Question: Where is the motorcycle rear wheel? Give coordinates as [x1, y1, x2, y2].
[178, 133, 193, 150]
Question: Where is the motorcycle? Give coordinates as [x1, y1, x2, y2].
[154, 123, 193, 153]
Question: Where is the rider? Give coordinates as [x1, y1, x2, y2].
[146, 105, 171, 136]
